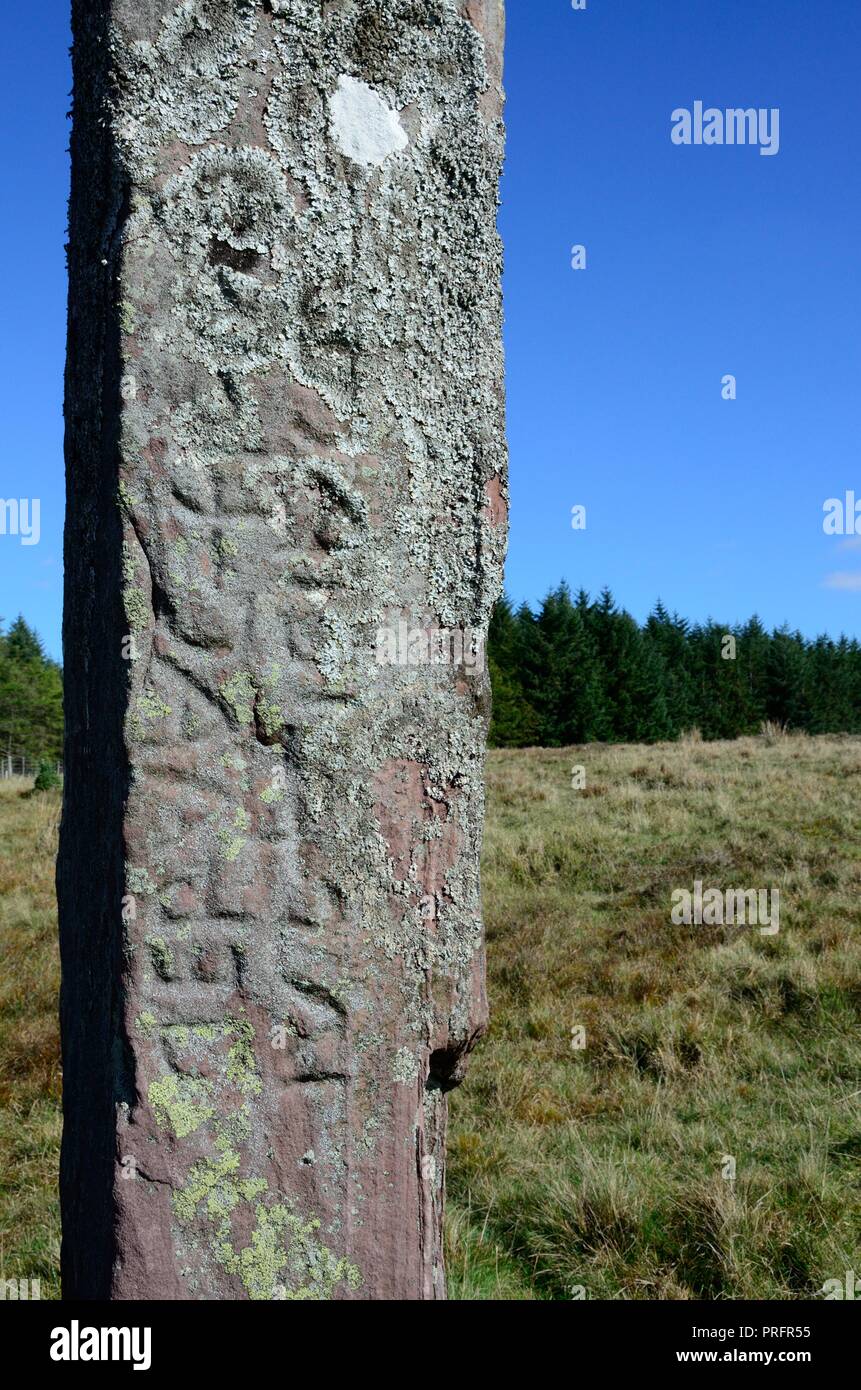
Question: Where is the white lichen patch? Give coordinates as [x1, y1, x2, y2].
[392, 1047, 419, 1086]
[111, 0, 259, 179]
[329, 76, 408, 168]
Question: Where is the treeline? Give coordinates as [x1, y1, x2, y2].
[489, 584, 861, 747]
[0, 617, 63, 764]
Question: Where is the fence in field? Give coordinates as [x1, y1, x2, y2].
[0, 754, 63, 780]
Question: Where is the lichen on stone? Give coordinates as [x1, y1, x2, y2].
[147, 935, 176, 980]
[149, 1072, 214, 1139]
[95, 0, 506, 1302]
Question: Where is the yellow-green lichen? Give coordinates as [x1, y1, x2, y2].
[148, 1073, 214, 1139]
[257, 702, 282, 739]
[218, 828, 246, 862]
[217, 805, 251, 859]
[121, 541, 149, 632]
[214, 1105, 253, 1148]
[220, 672, 257, 725]
[120, 299, 137, 334]
[137, 692, 172, 721]
[219, 670, 284, 739]
[127, 866, 155, 896]
[118, 480, 139, 514]
[124, 585, 150, 634]
[260, 778, 284, 804]
[172, 1147, 259, 1224]
[214, 1202, 362, 1301]
[147, 935, 175, 980]
[182, 709, 200, 739]
[225, 1016, 263, 1097]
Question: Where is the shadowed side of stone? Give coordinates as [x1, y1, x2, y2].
[59, 0, 506, 1300]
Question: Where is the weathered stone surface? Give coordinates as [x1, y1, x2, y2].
[60, 0, 506, 1300]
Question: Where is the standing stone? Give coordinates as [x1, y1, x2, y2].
[59, 0, 506, 1300]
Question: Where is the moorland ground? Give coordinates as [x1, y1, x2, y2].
[1, 734, 859, 1300]
[447, 734, 861, 1299]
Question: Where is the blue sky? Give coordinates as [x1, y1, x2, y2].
[2, 0, 860, 661]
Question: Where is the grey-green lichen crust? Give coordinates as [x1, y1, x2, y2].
[106, 0, 506, 1300]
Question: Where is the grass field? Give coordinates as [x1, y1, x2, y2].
[1, 735, 860, 1300]
[446, 734, 861, 1299]
[0, 779, 61, 1299]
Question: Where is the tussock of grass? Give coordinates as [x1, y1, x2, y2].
[0, 780, 61, 1298]
[447, 735, 861, 1300]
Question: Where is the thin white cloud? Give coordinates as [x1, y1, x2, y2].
[823, 571, 861, 591]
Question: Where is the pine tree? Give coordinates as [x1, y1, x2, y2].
[5, 616, 47, 663]
[487, 597, 541, 746]
[530, 584, 605, 744]
[644, 603, 696, 737]
[0, 616, 64, 765]
[766, 627, 812, 729]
